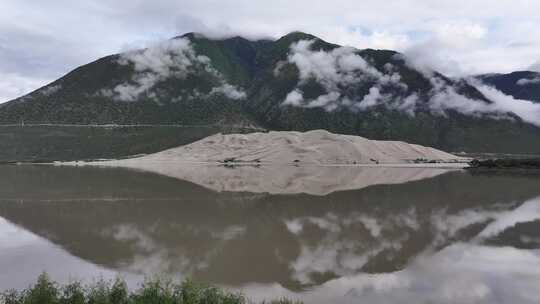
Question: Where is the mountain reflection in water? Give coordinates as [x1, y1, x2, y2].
[1, 165, 540, 304]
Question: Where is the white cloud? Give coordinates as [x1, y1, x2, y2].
[288, 40, 389, 85]
[280, 40, 404, 111]
[426, 78, 494, 117]
[315, 27, 412, 51]
[38, 84, 62, 96]
[431, 196, 540, 244]
[420, 76, 540, 127]
[103, 38, 210, 102]
[517, 77, 540, 86]
[280, 39, 538, 126]
[404, 42, 468, 77]
[209, 83, 246, 100]
[101, 38, 245, 102]
[355, 87, 385, 110]
[477, 196, 540, 239]
[247, 196, 540, 304]
[402, 22, 489, 77]
[284, 212, 407, 284]
[283, 89, 304, 107]
[434, 22, 488, 48]
[278, 39, 540, 126]
[394, 93, 419, 116]
[473, 81, 540, 127]
[248, 242, 540, 304]
[120, 38, 209, 77]
[283, 196, 540, 289]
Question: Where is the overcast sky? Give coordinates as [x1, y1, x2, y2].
[1, 0, 540, 103]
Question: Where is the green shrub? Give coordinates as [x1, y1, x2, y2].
[0, 273, 302, 304]
[24, 273, 59, 304]
[60, 282, 85, 304]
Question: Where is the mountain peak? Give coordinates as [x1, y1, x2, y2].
[175, 31, 322, 45]
[176, 32, 211, 41]
[277, 31, 320, 43]
[175, 32, 272, 44]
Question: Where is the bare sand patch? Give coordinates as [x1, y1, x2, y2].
[61, 130, 467, 195]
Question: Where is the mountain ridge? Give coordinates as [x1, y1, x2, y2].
[1, 31, 540, 155]
[477, 71, 540, 102]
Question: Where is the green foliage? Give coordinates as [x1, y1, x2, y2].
[2, 290, 24, 304]
[60, 282, 85, 304]
[24, 273, 59, 304]
[0, 273, 301, 304]
[468, 158, 540, 169]
[109, 279, 129, 304]
[130, 278, 177, 304]
[86, 280, 111, 304]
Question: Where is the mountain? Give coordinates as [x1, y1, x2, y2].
[478, 71, 540, 102]
[1, 31, 540, 158]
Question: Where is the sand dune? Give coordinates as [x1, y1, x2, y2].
[64, 130, 467, 195]
[102, 129, 465, 165]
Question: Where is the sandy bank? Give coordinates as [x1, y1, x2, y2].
[58, 130, 469, 194]
[89, 129, 468, 165]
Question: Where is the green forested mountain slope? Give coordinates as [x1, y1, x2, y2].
[1, 31, 539, 155]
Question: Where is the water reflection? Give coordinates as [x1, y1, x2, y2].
[82, 162, 458, 195]
[0, 217, 138, 290]
[0, 165, 540, 303]
[244, 241, 540, 304]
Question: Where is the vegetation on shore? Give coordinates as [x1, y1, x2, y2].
[0, 273, 301, 304]
[468, 158, 540, 169]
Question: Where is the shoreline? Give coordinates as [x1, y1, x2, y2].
[55, 160, 471, 169]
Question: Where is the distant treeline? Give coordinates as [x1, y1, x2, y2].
[0, 125, 259, 162]
[468, 158, 540, 169]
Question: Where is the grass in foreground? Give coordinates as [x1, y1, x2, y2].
[1, 273, 302, 304]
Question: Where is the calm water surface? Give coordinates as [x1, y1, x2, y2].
[1, 165, 540, 304]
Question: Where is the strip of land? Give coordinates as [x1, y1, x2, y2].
[85, 129, 468, 165]
[59, 130, 467, 194]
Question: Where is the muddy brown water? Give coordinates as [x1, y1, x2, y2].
[1, 165, 540, 304]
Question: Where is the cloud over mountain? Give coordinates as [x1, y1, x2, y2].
[517, 77, 540, 86]
[472, 82, 540, 127]
[276, 39, 540, 127]
[2, 32, 540, 154]
[3, 1, 540, 103]
[100, 38, 245, 102]
[280, 40, 405, 111]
